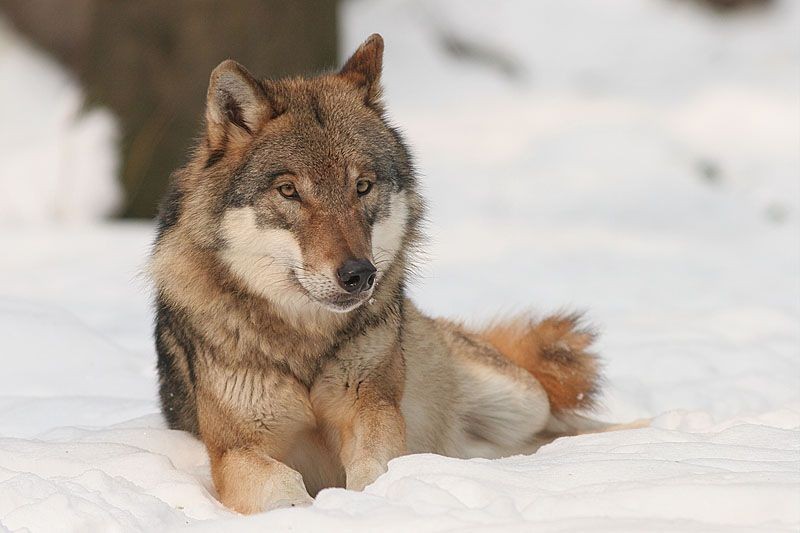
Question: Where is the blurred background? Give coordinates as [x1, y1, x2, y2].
[0, 0, 798, 424]
[0, 0, 793, 221]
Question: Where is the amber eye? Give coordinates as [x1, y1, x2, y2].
[356, 179, 373, 196]
[278, 182, 299, 200]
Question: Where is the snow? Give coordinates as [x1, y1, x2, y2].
[0, 18, 120, 224]
[1, 1, 799, 531]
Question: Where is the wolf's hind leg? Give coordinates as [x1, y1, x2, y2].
[447, 339, 552, 458]
[545, 412, 652, 435]
[210, 447, 313, 514]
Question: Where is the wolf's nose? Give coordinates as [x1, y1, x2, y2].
[336, 259, 377, 294]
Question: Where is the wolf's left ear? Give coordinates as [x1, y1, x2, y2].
[339, 34, 384, 106]
[206, 59, 270, 141]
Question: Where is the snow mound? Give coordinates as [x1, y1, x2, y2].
[0, 18, 120, 224]
[1, 414, 796, 532]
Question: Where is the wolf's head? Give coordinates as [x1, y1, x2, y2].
[160, 35, 421, 317]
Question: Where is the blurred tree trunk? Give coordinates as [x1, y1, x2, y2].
[1, 0, 339, 218]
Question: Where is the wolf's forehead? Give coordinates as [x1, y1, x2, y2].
[249, 115, 381, 174]
[248, 129, 370, 178]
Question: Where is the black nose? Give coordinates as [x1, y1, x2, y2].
[336, 259, 377, 294]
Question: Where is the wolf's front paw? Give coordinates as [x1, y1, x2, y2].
[221, 459, 313, 514]
[346, 457, 387, 491]
[264, 492, 314, 512]
[260, 464, 314, 511]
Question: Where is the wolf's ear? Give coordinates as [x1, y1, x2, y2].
[206, 60, 269, 141]
[339, 34, 384, 106]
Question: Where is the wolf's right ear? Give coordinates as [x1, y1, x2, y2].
[339, 34, 384, 106]
[206, 60, 270, 143]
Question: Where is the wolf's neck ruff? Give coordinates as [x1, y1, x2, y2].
[151, 34, 615, 515]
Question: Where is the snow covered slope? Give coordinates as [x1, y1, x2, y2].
[1, 1, 798, 531]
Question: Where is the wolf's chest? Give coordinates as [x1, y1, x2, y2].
[200, 348, 369, 433]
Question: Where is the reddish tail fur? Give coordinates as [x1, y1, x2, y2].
[477, 313, 602, 413]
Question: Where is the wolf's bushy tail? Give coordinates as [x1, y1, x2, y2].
[476, 312, 602, 414]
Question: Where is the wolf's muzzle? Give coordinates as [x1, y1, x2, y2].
[336, 259, 377, 294]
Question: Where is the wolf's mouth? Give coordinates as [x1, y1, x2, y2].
[308, 291, 372, 313]
[290, 269, 373, 313]
[320, 294, 371, 313]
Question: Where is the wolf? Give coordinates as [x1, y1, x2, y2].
[150, 34, 638, 514]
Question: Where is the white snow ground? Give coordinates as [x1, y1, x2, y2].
[1, 1, 799, 531]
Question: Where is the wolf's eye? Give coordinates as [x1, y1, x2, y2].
[277, 183, 299, 200]
[356, 179, 373, 196]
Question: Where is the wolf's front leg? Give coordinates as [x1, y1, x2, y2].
[341, 387, 407, 491]
[209, 447, 313, 514]
[313, 348, 408, 491]
[198, 372, 317, 514]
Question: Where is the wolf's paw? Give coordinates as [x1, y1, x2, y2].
[264, 492, 314, 512]
[346, 457, 387, 491]
[260, 465, 314, 511]
[220, 458, 313, 514]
